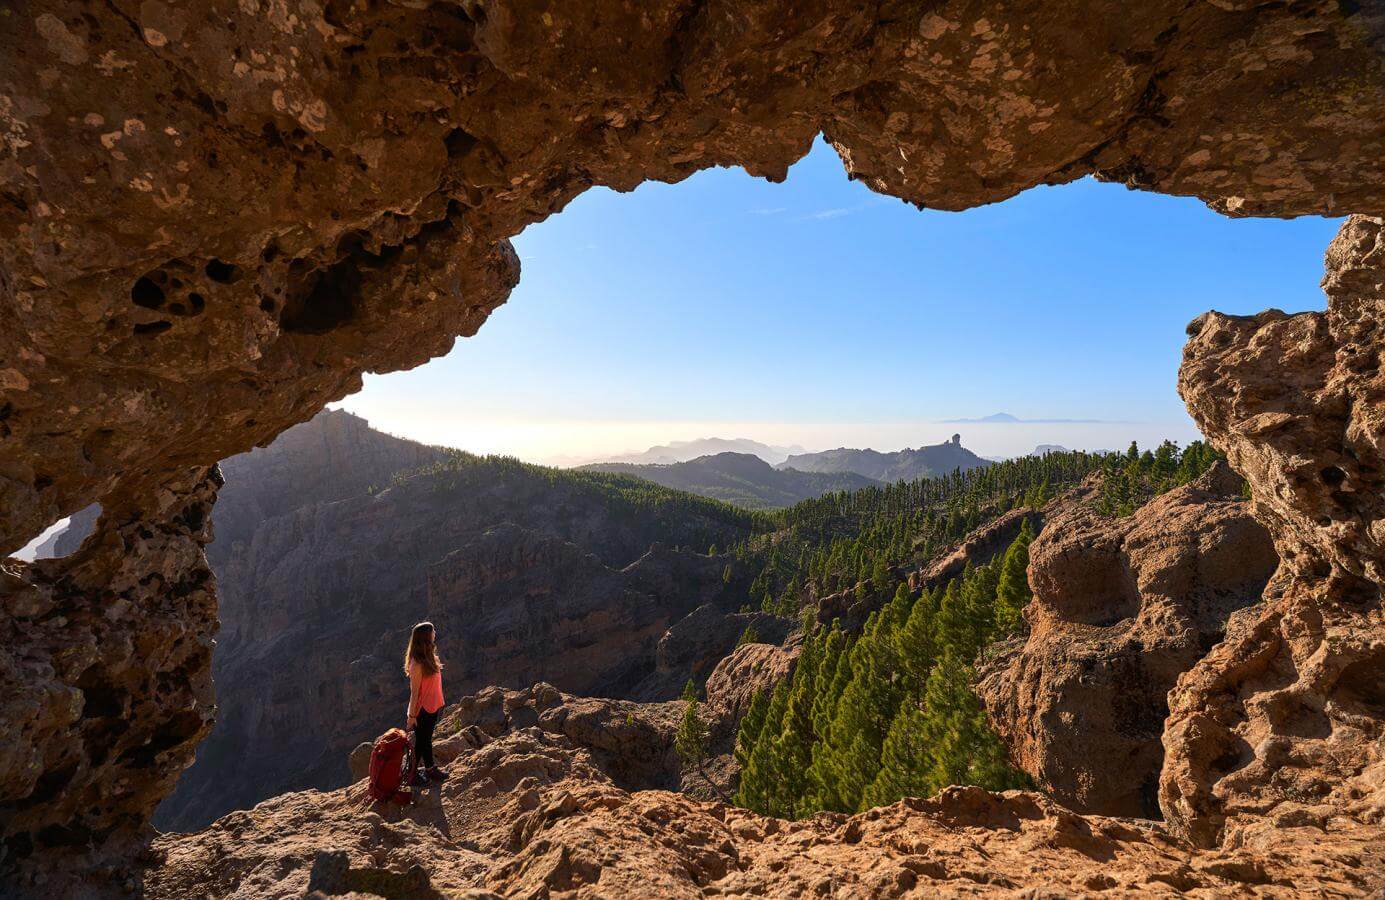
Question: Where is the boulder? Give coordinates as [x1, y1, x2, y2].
[977, 462, 1277, 818]
[705, 642, 801, 721]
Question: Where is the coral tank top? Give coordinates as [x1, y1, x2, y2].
[416, 666, 444, 714]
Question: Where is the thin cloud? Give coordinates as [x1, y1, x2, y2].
[790, 199, 885, 223]
[747, 206, 787, 216]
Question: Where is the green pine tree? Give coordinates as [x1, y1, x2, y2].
[993, 521, 1034, 636]
[676, 689, 724, 800]
[810, 625, 849, 739]
[812, 611, 906, 813]
[861, 700, 933, 808]
[895, 585, 939, 691]
[735, 679, 789, 812]
[769, 628, 823, 817]
[734, 689, 769, 770]
[916, 651, 1024, 795]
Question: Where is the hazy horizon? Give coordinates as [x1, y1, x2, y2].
[324, 413, 1200, 468]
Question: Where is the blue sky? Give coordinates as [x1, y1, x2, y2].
[338, 138, 1341, 464]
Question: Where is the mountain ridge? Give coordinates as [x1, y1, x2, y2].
[778, 434, 991, 482]
[583, 451, 878, 509]
[580, 436, 807, 467]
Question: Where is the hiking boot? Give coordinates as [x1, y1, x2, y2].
[426, 766, 448, 782]
[409, 769, 428, 787]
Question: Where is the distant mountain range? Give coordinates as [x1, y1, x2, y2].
[589, 437, 807, 467]
[583, 452, 877, 509]
[777, 435, 991, 483]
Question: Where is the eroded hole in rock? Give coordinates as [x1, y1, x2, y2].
[10, 504, 101, 563]
[133, 320, 173, 336]
[204, 259, 238, 283]
[1333, 652, 1385, 716]
[79, 163, 1335, 882]
[33, 823, 94, 850]
[4, 0, 1380, 878]
[131, 276, 166, 309]
[445, 127, 478, 158]
[76, 668, 124, 720]
[280, 259, 361, 334]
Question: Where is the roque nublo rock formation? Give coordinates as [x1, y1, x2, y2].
[2, 0, 1383, 892]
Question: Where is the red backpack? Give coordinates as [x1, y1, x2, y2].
[367, 727, 414, 803]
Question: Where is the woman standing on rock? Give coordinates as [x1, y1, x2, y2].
[404, 621, 447, 785]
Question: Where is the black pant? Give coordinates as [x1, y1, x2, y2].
[414, 708, 438, 768]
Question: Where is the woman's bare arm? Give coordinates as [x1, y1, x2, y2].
[407, 663, 422, 722]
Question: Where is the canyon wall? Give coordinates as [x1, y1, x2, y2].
[2, 0, 1383, 882]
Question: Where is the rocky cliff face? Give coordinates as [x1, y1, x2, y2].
[0, 469, 220, 866]
[977, 463, 1277, 818]
[909, 504, 1050, 594]
[3, 0, 1384, 890]
[209, 408, 449, 560]
[424, 525, 749, 700]
[1165, 214, 1385, 849]
[705, 642, 801, 722]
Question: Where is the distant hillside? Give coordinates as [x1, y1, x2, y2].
[584, 452, 878, 509]
[592, 437, 806, 466]
[778, 434, 991, 482]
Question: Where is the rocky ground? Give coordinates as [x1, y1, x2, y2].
[136, 696, 1383, 899]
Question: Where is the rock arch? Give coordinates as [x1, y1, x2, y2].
[1, 0, 1381, 872]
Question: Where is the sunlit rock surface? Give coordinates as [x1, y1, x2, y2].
[1166, 214, 1385, 848]
[144, 728, 1382, 899]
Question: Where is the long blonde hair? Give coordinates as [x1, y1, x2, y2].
[404, 621, 442, 676]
